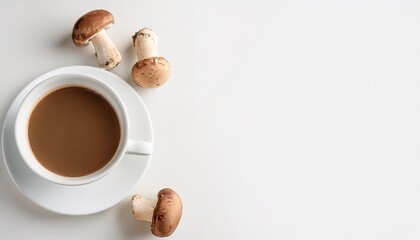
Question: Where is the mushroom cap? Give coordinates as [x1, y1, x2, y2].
[72, 9, 114, 46]
[132, 57, 170, 88]
[151, 188, 183, 237]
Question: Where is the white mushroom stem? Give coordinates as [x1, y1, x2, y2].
[90, 29, 122, 69]
[132, 194, 157, 222]
[134, 28, 159, 61]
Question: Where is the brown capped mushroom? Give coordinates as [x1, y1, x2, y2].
[72, 9, 122, 69]
[131, 28, 170, 88]
[132, 188, 182, 237]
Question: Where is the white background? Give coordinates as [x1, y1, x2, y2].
[1, 0, 420, 239]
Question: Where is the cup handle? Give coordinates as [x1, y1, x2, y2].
[126, 139, 153, 155]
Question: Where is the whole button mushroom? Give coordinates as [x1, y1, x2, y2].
[72, 9, 122, 69]
[132, 188, 182, 237]
[131, 28, 170, 88]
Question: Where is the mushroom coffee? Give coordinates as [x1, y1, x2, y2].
[28, 87, 121, 177]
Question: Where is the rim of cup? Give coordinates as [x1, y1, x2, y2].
[15, 73, 129, 186]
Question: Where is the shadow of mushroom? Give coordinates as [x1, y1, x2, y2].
[119, 41, 137, 85]
[55, 33, 95, 66]
[115, 198, 152, 239]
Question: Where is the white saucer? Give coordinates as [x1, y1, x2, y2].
[2, 66, 153, 215]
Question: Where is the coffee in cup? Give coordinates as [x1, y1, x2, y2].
[28, 86, 121, 177]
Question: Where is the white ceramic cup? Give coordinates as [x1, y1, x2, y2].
[15, 74, 153, 186]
